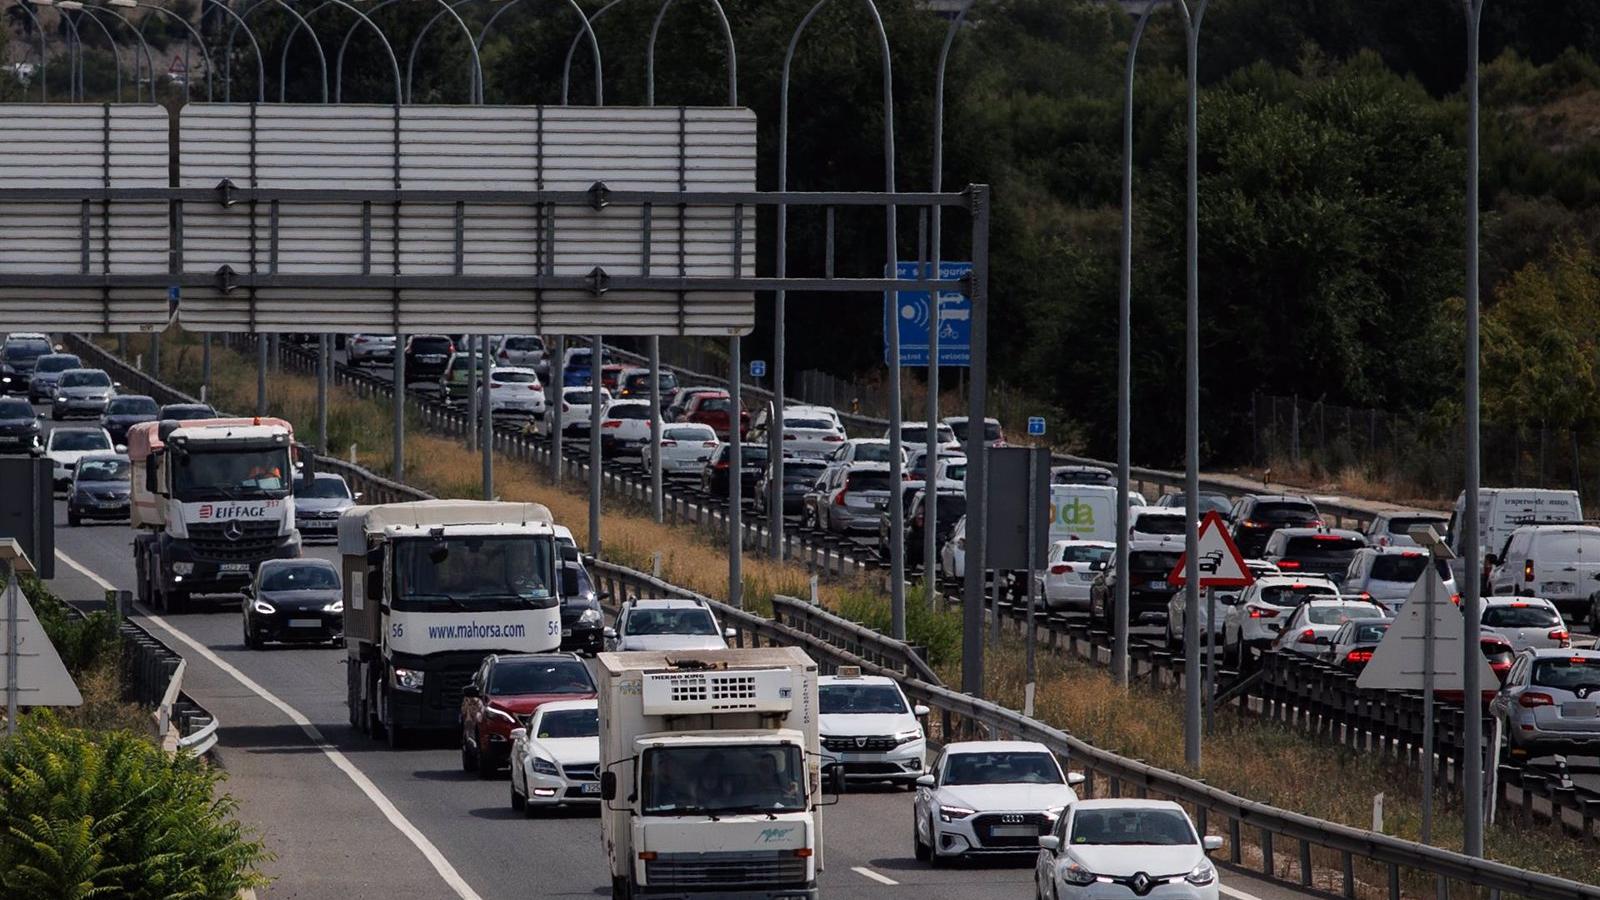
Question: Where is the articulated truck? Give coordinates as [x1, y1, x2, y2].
[340, 500, 565, 748]
[128, 416, 303, 612]
[598, 646, 825, 900]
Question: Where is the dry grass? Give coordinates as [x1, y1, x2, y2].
[1221, 457, 1451, 510]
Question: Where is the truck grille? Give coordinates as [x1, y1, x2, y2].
[187, 520, 283, 562]
[562, 763, 598, 781]
[430, 668, 476, 710]
[972, 813, 1050, 848]
[645, 851, 807, 888]
[821, 735, 898, 753]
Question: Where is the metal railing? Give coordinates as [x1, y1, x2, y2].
[769, 593, 941, 686]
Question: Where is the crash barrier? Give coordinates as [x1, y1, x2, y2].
[768, 593, 941, 686]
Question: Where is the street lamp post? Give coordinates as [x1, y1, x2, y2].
[1460, 0, 1487, 859]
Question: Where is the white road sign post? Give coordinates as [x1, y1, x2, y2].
[1167, 511, 1255, 748]
[2, 541, 82, 734]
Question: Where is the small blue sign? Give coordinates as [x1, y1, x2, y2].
[1027, 416, 1046, 437]
[167, 285, 180, 319]
[884, 261, 972, 367]
[749, 359, 767, 379]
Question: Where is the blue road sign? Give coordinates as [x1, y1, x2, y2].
[1027, 416, 1046, 437]
[749, 359, 767, 378]
[883, 261, 971, 367]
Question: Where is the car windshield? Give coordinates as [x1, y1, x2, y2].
[536, 707, 599, 739]
[161, 405, 215, 419]
[1135, 514, 1185, 535]
[847, 472, 891, 493]
[35, 355, 81, 373]
[1532, 658, 1600, 691]
[851, 443, 895, 463]
[76, 458, 129, 481]
[3, 340, 49, 361]
[394, 536, 555, 607]
[607, 404, 651, 420]
[1069, 808, 1195, 846]
[0, 398, 30, 418]
[504, 337, 543, 351]
[1129, 551, 1181, 572]
[1484, 605, 1562, 628]
[494, 370, 539, 384]
[1254, 502, 1318, 524]
[50, 431, 110, 452]
[1256, 584, 1336, 606]
[299, 477, 351, 499]
[1061, 545, 1113, 564]
[1369, 554, 1432, 582]
[174, 448, 291, 497]
[786, 418, 833, 431]
[623, 607, 718, 636]
[785, 464, 826, 484]
[819, 683, 907, 714]
[739, 447, 769, 464]
[947, 420, 1003, 442]
[489, 659, 594, 696]
[106, 396, 157, 415]
[1386, 516, 1447, 536]
[1283, 536, 1365, 555]
[1353, 623, 1390, 643]
[641, 744, 806, 815]
[260, 564, 339, 592]
[411, 338, 451, 352]
[942, 751, 1062, 785]
[1306, 604, 1384, 625]
[60, 370, 110, 388]
[697, 396, 733, 413]
[565, 389, 610, 405]
[665, 426, 715, 442]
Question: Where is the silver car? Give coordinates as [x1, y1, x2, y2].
[295, 472, 358, 540]
[820, 462, 893, 534]
[1480, 596, 1570, 654]
[50, 368, 116, 420]
[494, 334, 548, 374]
[27, 352, 81, 403]
[1490, 648, 1600, 759]
[346, 333, 395, 367]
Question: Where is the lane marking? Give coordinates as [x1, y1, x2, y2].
[852, 866, 899, 886]
[1220, 884, 1267, 900]
[56, 550, 485, 900]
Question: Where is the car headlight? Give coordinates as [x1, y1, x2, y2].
[1059, 861, 1097, 886]
[485, 706, 516, 724]
[578, 607, 602, 626]
[893, 729, 923, 745]
[322, 600, 344, 614]
[172, 562, 194, 575]
[392, 667, 425, 692]
[529, 756, 560, 776]
[251, 600, 276, 615]
[1184, 859, 1216, 886]
[937, 804, 976, 823]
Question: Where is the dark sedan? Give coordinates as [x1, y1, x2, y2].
[101, 394, 159, 445]
[158, 402, 217, 421]
[700, 443, 768, 498]
[241, 558, 343, 648]
[754, 458, 827, 518]
[560, 561, 607, 655]
[66, 453, 130, 525]
[0, 396, 40, 453]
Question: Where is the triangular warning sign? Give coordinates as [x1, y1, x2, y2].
[1357, 570, 1498, 693]
[0, 575, 83, 708]
[167, 54, 188, 77]
[1166, 510, 1254, 588]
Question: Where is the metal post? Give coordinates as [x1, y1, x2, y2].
[466, 334, 479, 450]
[393, 333, 406, 481]
[729, 334, 743, 609]
[1180, 0, 1209, 771]
[589, 334, 602, 557]
[256, 336, 267, 415]
[1461, 0, 1486, 857]
[481, 335, 492, 500]
[1024, 450, 1038, 717]
[961, 185, 991, 697]
[1204, 586, 1216, 732]
[317, 334, 329, 452]
[1423, 568, 1437, 844]
[5, 564, 17, 736]
[201, 333, 211, 399]
[1116, 0, 1160, 690]
[649, 337, 663, 523]
[150, 332, 161, 378]
[551, 335, 564, 483]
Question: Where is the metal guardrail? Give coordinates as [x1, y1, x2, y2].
[769, 593, 942, 686]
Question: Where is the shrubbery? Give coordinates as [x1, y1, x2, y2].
[20, 575, 120, 676]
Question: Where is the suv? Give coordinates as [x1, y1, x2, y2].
[1089, 539, 1183, 630]
[615, 366, 678, 402]
[1490, 648, 1600, 759]
[402, 334, 455, 385]
[2, 333, 52, 389]
[1228, 494, 1322, 558]
[1342, 546, 1458, 615]
[1363, 511, 1450, 549]
[609, 597, 732, 652]
[1262, 528, 1367, 585]
[941, 416, 1005, 449]
[460, 653, 596, 776]
[818, 462, 893, 535]
[1221, 575, 1339, 667]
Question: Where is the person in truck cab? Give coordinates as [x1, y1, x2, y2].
[759, 755, 802, 808]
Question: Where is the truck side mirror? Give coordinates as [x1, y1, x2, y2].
[366, 572, 383, 604]
[559, 566, 580, 599]
[600, 771, 617, 801]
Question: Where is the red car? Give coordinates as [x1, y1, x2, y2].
[599, 364, 628, 392]
[460, 653, 596, 777]
[683, 390, 749, 439]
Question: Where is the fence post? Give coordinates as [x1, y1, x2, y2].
[1291, 395, 1300, 465]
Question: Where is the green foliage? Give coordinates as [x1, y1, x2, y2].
[0, 714, 269, 900]
[18, 577, 120, 678]
[834, 583, 961, 670]
[1482, 243, 1600, 431]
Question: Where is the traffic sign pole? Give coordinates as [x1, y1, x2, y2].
[1422, 568, 1436, 845]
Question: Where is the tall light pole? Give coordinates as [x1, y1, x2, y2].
[1460, 0, 1487, 859]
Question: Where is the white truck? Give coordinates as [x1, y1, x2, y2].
[597, 647, 825, 900]
[1448, 488, 1583, 589]
[1047, 484, 1119, 544]
[340, 500, 566, 747]
[127, 416, 304, 612]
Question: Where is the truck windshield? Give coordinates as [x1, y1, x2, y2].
[640, 744, 807, 816]
[394, 536, 555, 610]
[175, 447, 291, 499]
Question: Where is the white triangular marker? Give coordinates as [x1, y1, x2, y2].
[1167, 510, 1254, 588]
[0, 576, 84, 708]
[1357, 569, 1497, 693]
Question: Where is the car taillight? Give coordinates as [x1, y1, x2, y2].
[447, 342, 456, 354]
[1451, 593, 1461, 606]
[1247, 606, 1279, 619]
[1241, 519, 1264, 528]
[1400, 551, 1422, 558]
[713, 460, 729, 470]
[834, 491, 847, 506]
[784, 433, 796, 440]
[1049, 563, 1071, 575]
[1550, 629, 1571, 646]
[1278, 560, 1302, 569]
[1312, 534, 1344, 541]
[601, 421, 621, 429]
[702, 441, 718, 448]
[823, 434, 845, 442]
[354, 336, 369, 344]
[1524, 559, 1535, 582]
[1519, 692, 1555, 708]
[1295, 629, 1318, 644]
[1345, 649, 1373, 664]
[914, 511, 924, 528]
[528, 384, 539, 391]
[1307, 520, 1323, 527]
[660, 440, 677, 447]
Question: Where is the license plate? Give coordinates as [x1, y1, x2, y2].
[1543, 582, 1575, 594]
[991, 825, 1037, 838]
[1148, 580, 1168, 591]
[1561, 702, 1598, 718]
[288, 618, 321, 628]
[220, 563, 251, 573]
[840, 753, 878, 763]
[580, 782, 601, 794]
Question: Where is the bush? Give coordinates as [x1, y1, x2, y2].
[0, 714, 269, 900]
[835, 582, 963, 671]
[19, 576, 120, 677]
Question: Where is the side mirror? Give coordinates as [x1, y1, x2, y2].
[597, 590, 613, 602]
[509, 727, 526, 741]
[353, 492, 364, 501]
[114, 443, 126, 454]
[240, 584, 252, 597]
[603, 626, 617, 640]
[113, 381, 121, 390]
[1202, 835, 1224, 853]
[723, 627, 736, 640]
[559, 567, 580, 599]
[1484, 554, 1499, 567]
[1038, 835, 1061, 851]
[600, 771, 617, 801]
[914, 774, 935, 788]
[461, 684, 481, 699]
[1067, 772, 1086, 786]
[913, 704, 930, 718]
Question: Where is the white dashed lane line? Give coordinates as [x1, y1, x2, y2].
[852, 866, 900, 886]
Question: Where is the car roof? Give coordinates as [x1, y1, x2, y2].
[75, 451, 126, 462]
[59, 367, 106, 376]
[1273, 527, 1363, 539]
[944, 740, 1053, 754]
[846, 438, 889, 445]
[492, 366, 539, 375]
[492, 651, 587, 664]
[533, 697, 597, 714]
[1523, 647, 1600, 659]
[1252, 574, 1337, 587]
[1362, 545, 1432, 556]
[1053, 464, 1112, 473]
[1127, 539, 1180, 551]
[1051, 539, 1114, 549]
[1068, 798, 1186, 813]
[604, 398, 651, 406]
[311, 472, 347, 482]
[1515, 524, 1600, 535]
[625, 598, 708, 610]
[818, 674, 901, 687]
[1243, 493, 1314, 503]
[259, 556, 336, 570]
[846, 461, 891, 472]
[1482, 595, 1557, 607]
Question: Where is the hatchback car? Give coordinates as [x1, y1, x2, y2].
[100, 394, 158, 445]
[1262, 528, 1367, 585]
[402, 334, 455, 385]
[1364, 512, 1451, 549]
[1167, 559, 1282, 649]
[1089, 541, 1183, 629]
[683, 389, 748, 439]
[1227, 494, 1321, 558]
[50, 368, 115, 419]
[1035, 799, 1222, 900]
[644, 422, 721, 478]
[817, 462, 894, 534]
[241, 558, 343, 649]
[1342, 546, 1458, 615]
[942, 416, 1005, 449]
[1490, 649, 1600, 759]
[665, 385, 723, 423]
[700, 442, 767, 498]
[818, 670, 928, 786]
[1319, 618, 1393, 674]
[1, 333, 52, 385]
[0, 395, 40, 453]
[493, 333, 547, 372]
[441, 348, 492, 402]
[598, 398, 657, 457]
[65, 452, 130, 525]
[888, 420, 960, 454]
[912, 741, 1083, 865]
[45, 426, 114, 490]
[1268, 597, 1388, 657]
[556, 385, 611, 437]
[1039, 540, 1114, 612]
[1221, 575, 1340, 667]
[1480, 596, 1570, 654]
[27, 352, 82, 403]
[755, 456, 828, 519]
[460, 652, 596, 776]
[614, 366, 678, 402]
[294, 472, 357, 540]
[487, 366, 546, 419]
[1155, 491, 1232, 516]
[509, 698, 602, 812]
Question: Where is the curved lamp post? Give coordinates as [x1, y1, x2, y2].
[88, 3, 156, 102]
[280, 0, 402, 104]
[400, 0, 486, 103]
[130, 0, 214, 99]
[9, 1, 51, 101]
[61, 3, 123, 101]
[225, 0, 329, 102]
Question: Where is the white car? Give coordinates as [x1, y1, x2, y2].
[824, 438, 902, 473]
[488, 366, 546, 418]
[1363, 512, 1450, 549]
[508, 699, 601, 812]
[1342, 546, 1458, 615]
[942, 415, 1005, 449]
[818, 670, 928, 786]
[1035, 799, 1222, 900]
[1128, 506, 1186, 544]
[493, 333, 548, 371]
[1480, 596, 1570, 653]
[913, 741, 1083, 865]
[345, 333, 395, 367]
[932, 456, 967, 483]
[889, 421, 960, 454]
[1268, 597, 1388, 657]
[599, 398, 657, 457]
[773, 405, 847, 458]
[610, 597, 733, 652]
[1221, 575, 1339, 666]
[556, 386, 611, 436]
[46, 425, 114, 490]
[1039, 540, 1113, 611]
[941, 515, 966, 579]
[643, 423, 721, 477]
[1167, 559, 1279, 649]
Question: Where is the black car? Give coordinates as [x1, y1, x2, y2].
[1262, 528, 1367, 584]
[403, 334, 456, 385]
[909, 489, 966, 569]
[0, 396, 40, 453]
[560, 562, 607, 655]
[101, 394, 159, 445]
[700, 443, 768, 497]
[158, 402, 217, 421]
[1, 335, 52, 388]
[754, 458, 827, 518]
[66, 453, 131, 526]
[1090, 543, 1184, 629]
[241, 558, 344, 648]
[1228, 494, 1321, 558]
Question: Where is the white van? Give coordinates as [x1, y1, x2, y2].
[1048, 484, 1118, 543]
[1448, 488, 1582, 583]
[1487, 524, 1600, 620]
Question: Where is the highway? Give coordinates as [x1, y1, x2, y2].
[35, 409, 1317, 900]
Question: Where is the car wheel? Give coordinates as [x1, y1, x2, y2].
[926, 819, 947, 868]
[913, 819, 930, 862]
[49, 408, 60, 421]
[510, 779, 526, 812]
[461, 736, 477, 772]
[476, 731, 497, 778]
[167, 590, 188, 614]
[67, 511, 80, 527]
